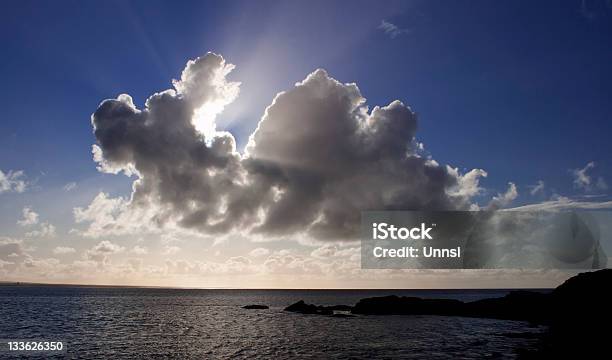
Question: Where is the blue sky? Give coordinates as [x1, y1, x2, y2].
[1, 0, 611, 287]
[2, 0, 611, 201]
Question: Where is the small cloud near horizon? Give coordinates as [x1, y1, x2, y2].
[53, 246, 76, 255]
[529, 180, 545, 196]
[572, 161, 607, 192]
[17, 207, 39, 226]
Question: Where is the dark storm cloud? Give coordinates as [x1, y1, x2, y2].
[90, 53, 487, 241]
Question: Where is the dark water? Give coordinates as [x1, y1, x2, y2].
[0, 286, 549, 359]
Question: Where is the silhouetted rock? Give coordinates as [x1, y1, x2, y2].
[351, 290, 552, 322]
[242, 305, 269, 310]
[282, 269, 611, 355]
[352, 295, 464, 316]
[463, 290, 550, 322]
[285, 300, 320, 314]
[325, 304, 353, 311]
[542, 269, 612, 357]
[551, 268, 611, 309]
[284, 300, 352, 315]
[288, 270, 610, 325]
[286, 300, 333, 315]
[547, 269, 611, 329]
[350, 269, 611, 324]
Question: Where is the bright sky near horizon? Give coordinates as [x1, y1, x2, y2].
[1, 0, 611, 288]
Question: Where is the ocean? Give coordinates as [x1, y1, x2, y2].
[0, 286, 549, 359]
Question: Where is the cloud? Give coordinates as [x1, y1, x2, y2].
[85, 240, 124, 264]
[378, 20, 410, 38]
[487, 182, 518, 210]
[509, 196, 612, 211]
[73, 192, 126, 236]
[17, 207, 39, 226]
[63, 182, 77, 192]
[262, 252, 324, 275]
[53, 246, 76, 255]
[73, 192, 158, 237]
[572, 161, 595, 189]
[572, 161, 607, 191]
[0, 232, 588, 288]
[85, 52, 492, 242]
[249, 247, 270, 258]
[446, 167, 488, 198]
[311, 244, 360, 261]
[162, 245, 180, 255]
[0, 169, 27, 194]
[529, 180, 545, 196]
[310, 244, 339, 259]
[130, 245, 148, 255]
[25, 222, 56, 238]
[0, 237, 26, 259]
[163, 256, 254, 276]
[17, 207, 56, 238]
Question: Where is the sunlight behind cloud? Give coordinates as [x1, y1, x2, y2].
[192, 98, 230, 143]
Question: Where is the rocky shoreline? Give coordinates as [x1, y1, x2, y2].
[281, 269, 611, 357]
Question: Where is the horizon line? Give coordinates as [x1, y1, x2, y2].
[0, 281, 554, 291]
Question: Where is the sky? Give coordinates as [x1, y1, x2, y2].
[1, 0, 612, 288]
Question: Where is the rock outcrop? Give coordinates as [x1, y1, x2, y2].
[542, 269, 611, 357]
[352, 296, 464, 316]
[350, 291, 550, 322]
[242, 305, 269, 309]
[284, 300, 352, 315]
[351, 269, 611, 324]
[282, 269, 611, 355]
